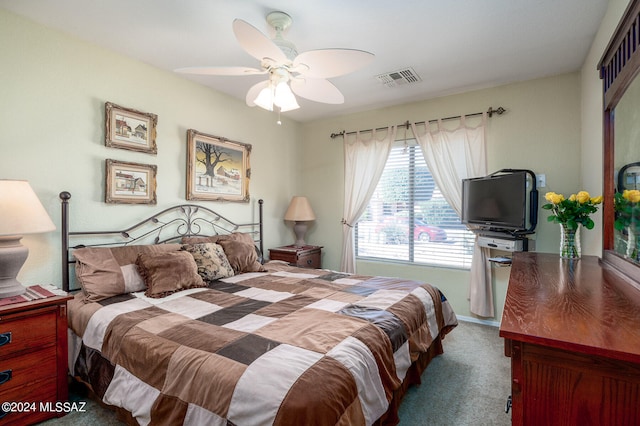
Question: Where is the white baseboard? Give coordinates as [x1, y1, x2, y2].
[456, 315, 500, 328]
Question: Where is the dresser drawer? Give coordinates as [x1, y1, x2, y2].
[0, 346, 57, 394]
[0, 376, 57, 425]
[0, 308, 57, 358]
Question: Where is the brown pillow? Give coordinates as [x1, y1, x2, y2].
[217, 239, 266, 274]
[229, 232, 257, 245]
[74, 244, 181, 302]
[181, 232, 256, 244]
[181, 233, 263, 265]
[136, 251, 206, 298]
[181, 243, 234, 281]
[228, 233, 264, 263]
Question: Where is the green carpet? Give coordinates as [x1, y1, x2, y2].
[39, 320, 510, 425]
[398, 321, 511, 425]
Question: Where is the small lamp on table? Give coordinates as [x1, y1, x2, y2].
[0, 180, 56, 298]
[284, 196, 316, 247]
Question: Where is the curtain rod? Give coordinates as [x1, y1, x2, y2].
[329, 106, 506, 139]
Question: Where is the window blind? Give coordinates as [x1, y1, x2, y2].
[355, 142, 474, 269]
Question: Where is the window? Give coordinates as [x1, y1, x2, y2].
[355, 140, 474, 269]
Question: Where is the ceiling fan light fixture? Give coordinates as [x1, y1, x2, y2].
[274, 81, 299, 111]
[254, 85, 275, 111]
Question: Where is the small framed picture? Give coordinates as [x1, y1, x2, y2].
[105, 102, 157, 154]
[105, 159, 157, 204]
[186, 129, 251, 202]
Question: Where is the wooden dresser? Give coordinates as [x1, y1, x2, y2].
[0, 295, 73, 425]
[269, 245, 322, 268]
[499, 252, 640, 425]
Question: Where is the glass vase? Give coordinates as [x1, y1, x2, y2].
[560, 223, 581, 259]
[626, 226, 639, 262]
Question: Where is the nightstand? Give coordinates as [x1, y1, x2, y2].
[0, 295, 73, 425]
[269, 245, 323, 268]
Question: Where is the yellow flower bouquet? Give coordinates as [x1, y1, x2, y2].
[614, 189, 640, 230]
[542, 191, 603, 230]
[542, 191, 602, 259]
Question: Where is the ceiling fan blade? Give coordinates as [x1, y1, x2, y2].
[174, 66, 265, 76]
[245, 80, 270, 107]
[293, 49, 375, 78]
[233, 19, 287, 64]
[290, 78, 344, 104]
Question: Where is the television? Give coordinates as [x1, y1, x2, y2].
[461, 171, 529, 232]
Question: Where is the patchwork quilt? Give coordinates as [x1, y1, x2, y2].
[68, 261, 457, 426]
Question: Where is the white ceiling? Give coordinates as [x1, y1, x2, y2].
[0, 0, 609, 123]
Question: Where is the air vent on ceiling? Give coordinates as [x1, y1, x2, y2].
[376, 67, 422, 87]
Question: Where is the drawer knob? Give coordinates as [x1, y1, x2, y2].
[0, 369, 12, 386]
[0, 332, 11, 347]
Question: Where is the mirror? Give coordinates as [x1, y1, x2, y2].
[599, 0, 640, 282]
[612, 75, 640, 264]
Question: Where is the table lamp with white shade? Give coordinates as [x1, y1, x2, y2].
[0, 180, 56, 298]
[284, 196, 316, 247]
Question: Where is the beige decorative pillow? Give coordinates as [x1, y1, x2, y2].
[136, 251, 206, 298]
[74, 244, 181, 302]
[217, 239, 266, 274]
[181, 243, 234, 281]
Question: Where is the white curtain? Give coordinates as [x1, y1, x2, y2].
[411, 115, 494, 317]
[340, 127, 396, 273]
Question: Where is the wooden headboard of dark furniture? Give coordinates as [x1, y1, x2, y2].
[59, 191, 264, 292]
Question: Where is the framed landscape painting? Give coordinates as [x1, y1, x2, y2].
[105, 102, 158, 154]
[105, 159, 157, 204]
[186, 129, 251, 202]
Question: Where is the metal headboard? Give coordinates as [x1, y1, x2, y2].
[59, 191, 264, 292]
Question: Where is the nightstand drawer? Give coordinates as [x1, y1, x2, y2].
[0, 308, 57, 358]
[269, 251, 297, 264]
[0, 346, 57, 394]
[0, 296, 73, 424]
[298, 252, 321, 268]
[0, 376, 57, 425]
[269, 245, 322, 269]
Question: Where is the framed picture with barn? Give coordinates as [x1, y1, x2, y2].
[105, 159, 157, 204]
[186, 129, 251, 202]
[105, 102, 158, 154]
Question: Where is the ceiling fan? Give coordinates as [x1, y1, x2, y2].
[175, 11, 375, 113]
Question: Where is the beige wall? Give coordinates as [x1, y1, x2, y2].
[0, 9, 302, 287]
[1, 0, 630, 323]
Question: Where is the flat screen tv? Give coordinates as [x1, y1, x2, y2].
[461, 171, 528, 231]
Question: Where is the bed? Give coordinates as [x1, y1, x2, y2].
[59, 193, 457, 425]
